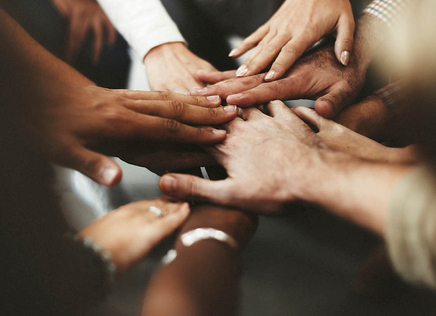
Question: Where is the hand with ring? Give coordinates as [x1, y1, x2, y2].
[78, 197, 190, 275]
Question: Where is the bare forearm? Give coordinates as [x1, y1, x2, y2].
[301, 153, 410, 235]
[142, 205, 257, 316]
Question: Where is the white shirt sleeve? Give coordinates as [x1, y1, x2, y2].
[97, 0, 186, 61]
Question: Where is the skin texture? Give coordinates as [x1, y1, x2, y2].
[292, 107, 418, 164]
[20, 79, 237, 186]
[160, 101, 409, 235]
[0, 9, 237, 186]
[193, 15, 386, 118]
[142, 205, 258, 316]
[79, 197, 190, 275]
[231, 0, 354, 81]
[144, 42, 218, 93]
[50, 0, 116, 64]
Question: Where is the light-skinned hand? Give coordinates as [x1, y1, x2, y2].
[193, 41, 365, 118]
[144, 43, 217, 94]
[79, 197, 190, 275]
[230, 0, 355, 81]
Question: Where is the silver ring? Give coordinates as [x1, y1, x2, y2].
[149, 206, 164, 218]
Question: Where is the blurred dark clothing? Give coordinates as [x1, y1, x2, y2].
[1, 0, 130, 88]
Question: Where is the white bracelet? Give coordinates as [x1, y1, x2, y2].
[181, 228, 238, 250]
[161, 228, 238, 265]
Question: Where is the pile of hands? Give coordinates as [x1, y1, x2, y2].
[26, 0, 413, 276]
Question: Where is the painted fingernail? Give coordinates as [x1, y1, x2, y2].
[162, 176, 176, 191]
[340, 51, 350, 66]
[207, 95, 220, 102]
[212, 129, 226, 136]
[224, 105, 237, 113]
[236, 65, 248, 77]
[101, 167, 118, 186]
[265, 70, 276, 81]
[190, 88, 208, 95]
[229, 48, 238, 57]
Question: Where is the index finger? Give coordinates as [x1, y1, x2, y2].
[112, 90, 222, 108]
[189, 74, 265, 99]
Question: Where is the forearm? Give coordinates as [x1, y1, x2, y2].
[0, 9, 92, 85]
[300, 152, 410, 235]
[142, 205, 257, 316]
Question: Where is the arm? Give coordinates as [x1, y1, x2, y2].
[193, 0, 408, 118]
[231, 0, 355, 80]
[158, 102, 409, 236]
[0, 9, 237, 186]
[142, 205, 257, 316]
[96, 0, 185, 60]
[97, 0, 217, 92]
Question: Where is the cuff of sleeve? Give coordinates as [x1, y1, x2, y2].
[134, 30, 186, 62]
[386, 165, 436, 288]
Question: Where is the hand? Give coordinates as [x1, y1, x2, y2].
[144, 43, 217, 94]
[79, 197, 190, 275]
[230, 0, 354, 80]
[143, 205, 257, 316]
[194, 40, 365, 118]
[27, 78, 237, 186]
[159, 101, 329, 214]
[159, 102, 409, 236]
[293, 107, 418, 163]
[51, 0, 116, 64]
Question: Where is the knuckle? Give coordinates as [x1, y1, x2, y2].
[264, 44, 277, 53]
[282, 44, 298, 56]
[156, 90, 171, 100]
[187, 177, 199, 197]
[170, 100, 185, 117]
[340, 37, 354, 47]
[82, 154, 102, 174]
[208, 107, 219, 118]
[163, 118, 181, 132]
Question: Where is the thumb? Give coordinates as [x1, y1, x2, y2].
[334, 16, 355, 67]
[65, 146, 122, 187]
[159, 174, 230, 203]
[292, 107, 325, 131]
[314, 82, 355, 118]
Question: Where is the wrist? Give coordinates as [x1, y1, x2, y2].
[297, 151, 409, 235]
[143, 42, 186, 64]
[176, 205, 258, 251]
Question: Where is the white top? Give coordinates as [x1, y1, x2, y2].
[386, 165, 436, 289]
[97, 0, 186, 61]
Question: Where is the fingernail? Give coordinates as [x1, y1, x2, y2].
[180, 202, 190, 213]
[228, 93, 243, 101]
[265, 70, 276, 81]
[224, 105, 237, 113]
[162, 176, 176, 191]
[207, 95, 220, 102]
[101, 167, 118, 186]
[236, 65, 248, 77]
[229, 48, 238, 57]
[340, 51, 350, 66]
[190, 88, 208, 95]
[212, 129, 226, 136]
